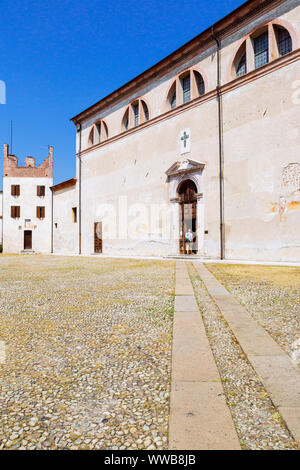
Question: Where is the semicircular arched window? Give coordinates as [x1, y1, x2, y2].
[88, 120, 108, 148]
[232, 22, 294, 80]
[275, 26, 292, 56]
[121, 98, 150, 131]
[167, 69, 206, 111]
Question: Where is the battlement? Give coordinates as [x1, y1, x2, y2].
[3, 144, 53, 178]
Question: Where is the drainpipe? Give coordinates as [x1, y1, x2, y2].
[211, 25, 225, 260]
[77, 123, 82, 255]
[50, 187, 54, 253]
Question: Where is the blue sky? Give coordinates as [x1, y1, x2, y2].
[0, 0, 245, 186]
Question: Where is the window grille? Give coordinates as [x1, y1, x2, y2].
[197, 74, 205, 96]
[133, 103, 139, 127]
[170, 91, 176, 109]
[236, 54, 247, 77]
[277, 28, 292, 56]
[142, 101, 149, 121]
[254, 32, 269, 69]
[182, 75, 191, 103]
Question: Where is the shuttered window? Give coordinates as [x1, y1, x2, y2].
[11, 185, 20, 196]
[37, 185, 45, 196]
[254, 32, 269, 69]
[11, 206, 20, 218]
[37, 206, 45, 219]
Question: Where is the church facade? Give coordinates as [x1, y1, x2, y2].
[2, 0, 300, 261]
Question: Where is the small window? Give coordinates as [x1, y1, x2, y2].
[72, 207, 77, 223]
[37, 206, 45, 219]
[142, 101, 149, 121]
[254, 32, 269, 69]
[276, 27, 292, 57]
[11, 185, 20, 196]
[236, 54, 247, 77]
[182, 75, 191, 103]
[194, 71, 205, 96]
[133, 103, 139, 127]
[11, 206, 20, 218]
[94, 121, 108, 143]
[123, 109, 129, 131]
[54, 223, 58, 229]
[168, 82, 177, 110]
[88, 128, 94, 147]
[170, 91, 176, 109]
[37, 185, 45, 197]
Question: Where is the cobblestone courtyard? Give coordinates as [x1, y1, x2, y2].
[0, 256, 299, 450]
[0, 255, 175, 450]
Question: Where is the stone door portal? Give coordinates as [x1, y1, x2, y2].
[24, 230, 32, 250]
[178, 180, 197, 254]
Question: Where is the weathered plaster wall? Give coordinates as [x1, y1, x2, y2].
[80, 98, 221, 257]
[53, 185, 78, 254]
[223, 59, 300, 261]
[76, 0, 300, 261]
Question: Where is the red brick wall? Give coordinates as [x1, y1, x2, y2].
[3, 144, 53, 178]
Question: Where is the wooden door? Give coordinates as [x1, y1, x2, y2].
[94, 222, 102, 254]
[24, 231, 32, 250]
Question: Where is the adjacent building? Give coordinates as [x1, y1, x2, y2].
[2, 144, 53, 253]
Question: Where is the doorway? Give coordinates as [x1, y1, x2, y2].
[94, 222, 102, 254]
[24, 230, 32, 250]
[178, 180, 197, 254]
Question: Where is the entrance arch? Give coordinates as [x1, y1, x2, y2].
[165, 159, 205, 256]
[178, 180, 197, 254]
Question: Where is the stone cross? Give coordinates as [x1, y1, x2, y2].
[181, 131, 189, 148]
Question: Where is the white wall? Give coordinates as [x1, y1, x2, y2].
[53, 185, 78, 254]
[2, 177, 52, 253]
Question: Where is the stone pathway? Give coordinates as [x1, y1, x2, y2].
[193, 262, 300, 444]
[169, 262, 240, 450]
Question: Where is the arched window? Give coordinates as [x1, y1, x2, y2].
[194, 71, 205, 96]
[253, 30, 269, 69]
[275, 26, 292, 56]
[168, 82, 176, 110]
[181, 73, 191, 104]
[122, 108, 129, 131]
[88, 128, 94, 147]
[231, 22, 294, 80]
[88, 120, 108, 148]
[234, 41, 247, 78]
[122, 98, 150, 131]
[167, 69, 206, 110]
[236, 54, 247, 77]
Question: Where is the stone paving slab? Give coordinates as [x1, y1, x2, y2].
[169, 381, 240, 450]
[249, 355, 300, 407]
[278, 407, 300, 443]
[169, 262, 240, 450]
[174, 295, 198, 312]
[194, 262, 300, 443]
